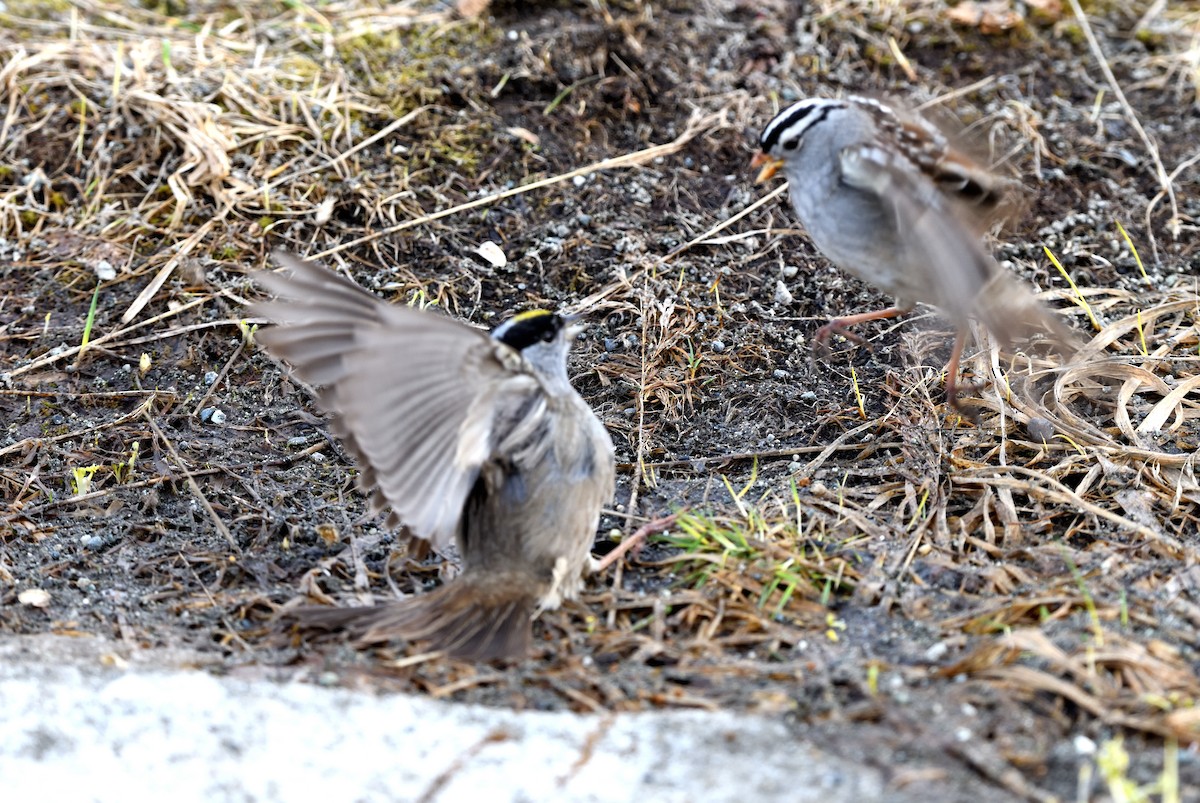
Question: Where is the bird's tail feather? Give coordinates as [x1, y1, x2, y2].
[974, 270, 1083, 359]
[292, 571, 541, 661]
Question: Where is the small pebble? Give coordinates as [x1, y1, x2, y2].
[924, 641, 949, 661]
[203, 371, 218, 385]
[772, 369, 789, 380]
[286, 436, 309, 447]
[800, 391, 817, 401]
[572, 175, 587, 187]
[774, 280, 794, 306]
[200, 408, 227, 426]
[1026, 417, 1054, 443]
[710, 339, 725, 353]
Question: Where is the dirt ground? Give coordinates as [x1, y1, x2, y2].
[1, 1, 1199, 799]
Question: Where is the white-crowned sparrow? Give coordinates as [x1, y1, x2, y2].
[752, 95, 1078, 406]
[252, 252, 615, 660]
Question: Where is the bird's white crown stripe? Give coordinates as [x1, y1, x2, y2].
[760, 98, 846, 151]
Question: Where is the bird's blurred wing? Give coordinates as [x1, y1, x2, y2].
[839, 144, 1077, 354]
[252, 251, 528, 550]
[839, 143, 992, 325]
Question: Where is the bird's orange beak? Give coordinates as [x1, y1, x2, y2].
[751, 151, 783, 184]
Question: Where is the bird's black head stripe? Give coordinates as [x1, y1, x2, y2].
[492, 310, 564, 351]
[759, 101, 840, 153]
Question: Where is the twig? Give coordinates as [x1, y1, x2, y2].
[955, 465, 1188, 559]
[4, 293, 228, 381]
[1066, 0, 1179, 256]
[104, 317, 250, 348]
[180, 551, 254, 653]
[917, 75, 998, 111]
[259, 106, 429, 196]
[190, 339, 246, 418]
[145, 410, 241, 554]
[121, 209, 233, 323]
[623, 441, 904, 471]
[14, 440, 330, 515]
[310, 110, 728, 261]
[801, 418, 895, 478]
[594, 513, 679, 572]
[628, 283, 651, 525]
[0, 394, 157, 459]
[663, 182, 788, 268]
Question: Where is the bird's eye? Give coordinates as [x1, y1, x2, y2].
[782, 138, 798, 151]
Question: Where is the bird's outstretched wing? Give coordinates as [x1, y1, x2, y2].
[252, 251, 537, 550]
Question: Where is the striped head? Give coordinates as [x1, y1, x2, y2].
[491, 309, 568, 351]
[491, 309, 581, 388]
[751, 98, 850, 183]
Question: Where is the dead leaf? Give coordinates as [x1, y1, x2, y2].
[316, 522, 340, 546]
[1025, 0, 1062, 22]
[457, 0, 490, 18]
[474, 241, 507, 268]
[18, 588, 51, 608]
[945, 1, 1023, 34]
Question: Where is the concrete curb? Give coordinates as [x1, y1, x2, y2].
[0, 635, 882, 802]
